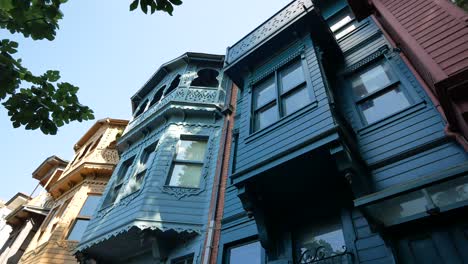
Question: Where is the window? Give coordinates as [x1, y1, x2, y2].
[102, 157, 135, 206]
[252, 59, 313, 132]
[129, 142, 158, 192]
[294, 217, 347, 263]
[41, 206, 59, 232]
[167, 138, 207, 188]
[350, 60, 411, 125]
[67, 195, 101, 241]
[327, 7, 357, 40]
[226, 241, 262, 264]
[171, 253, 194, 264]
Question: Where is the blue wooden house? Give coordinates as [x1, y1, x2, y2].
[75, 53, 226, 263]
[218, 0, 468, 263]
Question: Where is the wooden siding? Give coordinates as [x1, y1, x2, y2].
[375, 0, 468, 78]
[80, 118, 222, 259]
[20, 181, 108, 264]
[335, 15, 467, 191]
[351, 210, 393, 264]
[233, 35, 336, 176]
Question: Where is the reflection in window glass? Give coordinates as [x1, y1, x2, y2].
[78, 196, 101, 216]
[352, 64, 393, 98]
[335, 24, 356, 39]
[280, 60, 305, 93]
[254, 77, 276, 108]
[256, 104, 278, 130]
[169, 164, 203, 188]
[295, 218, 346, 263]
[428, 175, 468, 208]
[330, 15, 353, 32]
[282, 85, 311, 116]
[177, 140, 207, 161]
[67, 219, 89, 241]
[168, 139, 207, 188]
[360, 87, 410, 124]
[229, 241, 261, 264]
[252, 58, 312, 132]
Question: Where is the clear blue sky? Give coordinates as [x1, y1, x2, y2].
[0, 0, 292, 201]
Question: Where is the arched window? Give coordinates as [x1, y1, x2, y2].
[164, 75, 181, 96]
[149, 86, 165, 108]
[190, 69, 219, 87]
[134, 99, 148, 117]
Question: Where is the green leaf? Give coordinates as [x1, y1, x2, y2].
[169, 0, 182, 6]
[129, 0, 139, 11]
[0, 0, 14, 10]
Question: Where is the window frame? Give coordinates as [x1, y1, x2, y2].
[166, 135, 209, 189]
[224, 239, 266, 264]
[348, 58, 417, 126]
[171, 253, 195, 264]
[102, 156, 135, 207]
[327, 7, 358, 40]
[130, 141, 159, 192]
[250, 57, 314, 133]
[66, 194, 101, 241]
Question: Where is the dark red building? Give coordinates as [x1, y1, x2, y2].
[347, 0, 468, 149]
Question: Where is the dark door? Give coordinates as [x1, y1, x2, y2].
[394, 219, 468, 264]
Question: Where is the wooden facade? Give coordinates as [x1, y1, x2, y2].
[16, 119, 127, 264]
[217, 0, 468, 263]
[75, 53, 226, 263]
[347, 0, 468, 149]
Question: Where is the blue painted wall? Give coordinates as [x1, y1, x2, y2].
[78, 55, 225, 263]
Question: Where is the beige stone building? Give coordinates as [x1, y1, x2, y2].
[19, 118, 128, 264]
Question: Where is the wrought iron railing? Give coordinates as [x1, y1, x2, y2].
[125, 87, 224, 132]
[299, 246, 354, 264]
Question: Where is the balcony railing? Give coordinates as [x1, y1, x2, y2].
[299, 246, 354, 264]
[225, 0, 314, 65]
[126, 86, 225, 132]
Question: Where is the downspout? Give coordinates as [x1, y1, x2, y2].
[201, 80, 237, 264]
[202, 119, 230, 264]
[371, 15, 468, 151]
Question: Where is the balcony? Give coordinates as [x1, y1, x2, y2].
[122, 86, 225, 138]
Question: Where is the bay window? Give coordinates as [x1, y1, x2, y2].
[350, 60, 411, 125]
[67, 195, 101, 241]
[102, 157, 135, 207]
[253, 59, 313, 132]
[167, 138, 208, 188]
[130, 141, 158, 192]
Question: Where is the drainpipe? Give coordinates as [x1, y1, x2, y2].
[201, 83, 237, 263]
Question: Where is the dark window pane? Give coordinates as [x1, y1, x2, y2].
[352, 63, 394, 98]
[229, 241, 262, 264]
[255, 104, 278, 131]
[169, 164, 202, 188]
[280, 60, 305, 93]
[172, 255, 194, 264]
[295, 218, 346, 263]
[282, 85, 311, 116]
[79, 196, 101, 216]
[176, 140, 207, 162]
[254, 77, 276, 109]
[67, 219, 89, 241]
[360, 87, 410, 124]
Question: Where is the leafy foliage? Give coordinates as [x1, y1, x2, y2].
[452, 0, 468, 11]
[129, 0, 183, 15]
[0, 0, 94, 135]
[0, 0, 182, 134]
